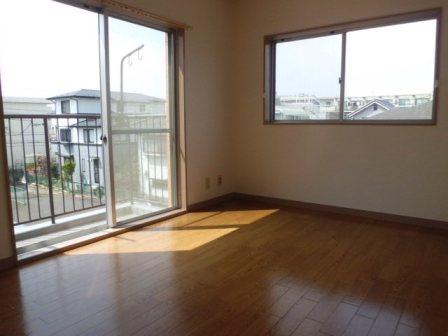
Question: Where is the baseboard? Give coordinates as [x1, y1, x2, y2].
[0, 256, 16, 272]
[234, 193, 448, 231]
[9, 191, 447, 270]
[187, 193, 236, 212]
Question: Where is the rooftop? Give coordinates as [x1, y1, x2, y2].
[47, 89, 165, 103]
[3, 97, 52, 104]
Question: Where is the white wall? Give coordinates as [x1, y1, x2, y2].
[232, 0, 448, 222]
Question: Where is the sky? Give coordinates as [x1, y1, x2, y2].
[0, 0, 168, 99]
[0, 0, 437, 100]
[276, 19, 437, 97]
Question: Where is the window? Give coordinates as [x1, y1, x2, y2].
[83, 129, 95, 143]
[93, 158, 100, 183]
[60, 128, 71, 142]
[265, 9, 440, 124]
[61, 100, 71, 114]
[274, 34, 342, 121]
[398, 99, 411, 106]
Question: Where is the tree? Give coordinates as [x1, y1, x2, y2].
[51, 163, 60, 180]
[62, 159, 76, 182]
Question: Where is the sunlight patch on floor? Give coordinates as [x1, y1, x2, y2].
[67, 228, 238, 254]
[64, 208, 279, 255]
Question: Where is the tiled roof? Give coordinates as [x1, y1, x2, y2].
[371, 101, 433, 120]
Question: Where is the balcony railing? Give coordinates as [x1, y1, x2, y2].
[4, 113, 105, 225]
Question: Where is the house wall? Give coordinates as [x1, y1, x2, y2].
[3, 101, 52, 115]
[2, 101, 51, 167]
[77, 98, 101, 114]
[232, 0, 448, 222]
[70, 100, 77, 114]
[55, 143, 104, 187]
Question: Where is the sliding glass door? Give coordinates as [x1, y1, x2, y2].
[0, 0, 180, 256]
[103, 16, 177, 224]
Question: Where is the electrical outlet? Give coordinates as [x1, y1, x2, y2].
[217, 175, 223, 186]
[205, 177, 211, 189]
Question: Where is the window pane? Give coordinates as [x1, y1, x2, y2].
[0, 0, 104, 228]
[61, 100, 71, 114]
[344, 19, 437, 120]
[275, 34, 342, 121]
[108, 18, 169, 130]
[108, 17, 174, 223]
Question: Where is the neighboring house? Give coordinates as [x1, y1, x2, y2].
[3, 97, 53, 169]
[368, 101, 433, 120]
[346, 100, 433, 120]
[345, 99, 396, 119]
[48, 89, 165, 116]
[343, 93, 431, 112]
[48, 89, 169, 205]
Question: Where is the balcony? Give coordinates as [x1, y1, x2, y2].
[4, 113, 107, 257]
[4, 111, 174, 258]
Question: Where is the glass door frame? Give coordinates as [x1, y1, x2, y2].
[0, 0, 187, 264]
[99, 11, 183, 227]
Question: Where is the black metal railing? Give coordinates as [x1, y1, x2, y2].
[4, 113, 105, 225]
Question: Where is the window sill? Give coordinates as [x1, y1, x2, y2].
[264, 119, 437, 126]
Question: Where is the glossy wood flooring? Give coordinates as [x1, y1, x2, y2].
[1, 200, 448, 336]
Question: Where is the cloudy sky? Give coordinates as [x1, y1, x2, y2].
[0, 0, 168, 99]
[0, 0, 437, 100]
[276, 19, 437, 97]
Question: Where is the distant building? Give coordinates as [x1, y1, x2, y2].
[3, 97, 53, 115]
[275, 93, 432, 120]
[48, 89, 169, 205]
[3, 97, 53, 168]
[344, 94, 431, 113]
[276, 94, 333, 120]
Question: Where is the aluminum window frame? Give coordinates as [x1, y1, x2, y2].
[264, 8, 442, 125]
[99, 10, 184, 227]
[50, 2, 186, 226]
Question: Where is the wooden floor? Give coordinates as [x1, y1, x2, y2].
[1, 200, 448, 336]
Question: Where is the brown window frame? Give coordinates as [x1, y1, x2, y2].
[264, 8, 442, 125]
